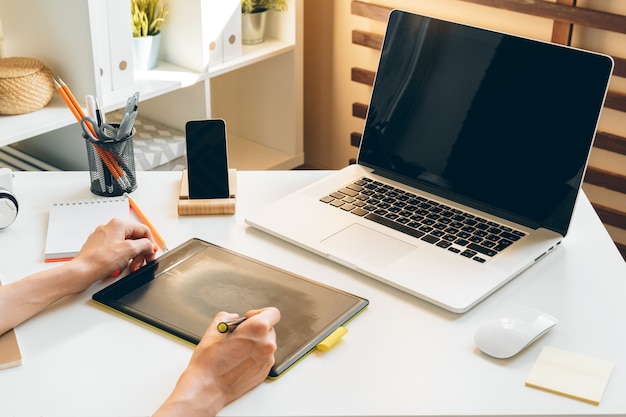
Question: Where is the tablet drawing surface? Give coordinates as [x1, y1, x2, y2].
[93, 238, 369, 377]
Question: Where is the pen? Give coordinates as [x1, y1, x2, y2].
[85, 94, 106, 193]
[124, 193, 169, 252]
[217, 317, 246, 333]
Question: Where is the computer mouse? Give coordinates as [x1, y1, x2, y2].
[474, 306, 558, 359]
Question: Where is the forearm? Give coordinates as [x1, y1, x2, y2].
[0, 262, 87, 335]
[152, 371, 224, 417]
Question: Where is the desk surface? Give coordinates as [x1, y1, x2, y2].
[1, 170, 625, 417]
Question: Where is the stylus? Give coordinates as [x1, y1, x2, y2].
[217, 317, 247, 333]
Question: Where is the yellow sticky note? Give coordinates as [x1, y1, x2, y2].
[525, 346, 614, 405]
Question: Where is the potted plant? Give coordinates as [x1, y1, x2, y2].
[131, 0, 168, 70]
[241, 0, 287, 45]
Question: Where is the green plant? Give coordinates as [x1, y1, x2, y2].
[241, 0, 287, 14]
[131, 0, 168, 37]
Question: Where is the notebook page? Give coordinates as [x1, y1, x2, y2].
[44, 197, 129, 261]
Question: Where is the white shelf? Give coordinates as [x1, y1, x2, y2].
[0, 0, 303, 170]
[0, 39, 297, 147]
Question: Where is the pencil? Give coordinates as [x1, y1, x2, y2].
[124, 193, 168, 252]
[53, 76, 131, 189]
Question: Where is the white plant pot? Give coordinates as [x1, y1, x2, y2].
[133, 33, 161, 70]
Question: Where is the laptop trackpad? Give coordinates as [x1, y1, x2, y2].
[321, 223, 416, 268]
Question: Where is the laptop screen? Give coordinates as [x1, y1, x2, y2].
[358, 11, 613, 236]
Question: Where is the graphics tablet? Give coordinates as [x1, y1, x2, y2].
[92, 238, 369, 377]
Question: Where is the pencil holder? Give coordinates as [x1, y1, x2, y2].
[83, 124, 137, 196]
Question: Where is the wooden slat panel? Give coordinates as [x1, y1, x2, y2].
[584, 166, 626, 194]
[352, 29, 384, 50]
[592, 203, 626, 230]
[605, 90, 626, 113]
[594, 131, 626, 156]
[351, 67, 376, 86]
[458, 0, 626, 34]
[351, 0, 392, 22]
[352, 102, 368, 119]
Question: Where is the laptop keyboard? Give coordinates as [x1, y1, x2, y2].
[320, 177, 526, 263]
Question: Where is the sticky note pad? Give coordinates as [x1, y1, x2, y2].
[525, 346, 614, 405]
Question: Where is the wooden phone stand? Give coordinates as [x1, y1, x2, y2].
[178, 169, 237, 215]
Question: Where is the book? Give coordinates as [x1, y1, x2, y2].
[44, 197, 129, 262]
[0, 279, 22, 370]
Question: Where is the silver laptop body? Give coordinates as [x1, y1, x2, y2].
[246, 10, 613, 313]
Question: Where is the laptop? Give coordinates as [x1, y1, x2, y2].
[246, 10, 614, 313]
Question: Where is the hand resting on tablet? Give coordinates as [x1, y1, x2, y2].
[0, 218, 280, 417]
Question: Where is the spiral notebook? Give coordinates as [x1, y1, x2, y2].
[44, 197, 129, 262]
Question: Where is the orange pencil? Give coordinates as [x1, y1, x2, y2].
[125, 193, 168, 252]
[52, 76, 129, 188]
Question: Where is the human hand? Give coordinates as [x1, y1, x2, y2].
[69, 218, 157, 293]
[154, 307, 281, 417]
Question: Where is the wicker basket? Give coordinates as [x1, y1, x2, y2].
[0, 57, 55, 115]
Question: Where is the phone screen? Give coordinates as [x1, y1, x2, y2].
[185, 119, 230, 199]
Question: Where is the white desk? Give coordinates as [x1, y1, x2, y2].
[1, 170, 625, 417]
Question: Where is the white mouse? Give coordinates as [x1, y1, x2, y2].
[474, 306, 558, 359]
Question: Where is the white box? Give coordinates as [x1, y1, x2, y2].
[222, 0, 242, 62]
[160, 0, 241, 72]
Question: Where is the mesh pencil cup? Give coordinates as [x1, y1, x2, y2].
[83, 124, 137, 196]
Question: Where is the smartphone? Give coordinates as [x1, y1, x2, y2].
[185, 119, 230, 199]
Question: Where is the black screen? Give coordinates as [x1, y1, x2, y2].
[358, 11, 613, 235]
[185, 119, 230, 199]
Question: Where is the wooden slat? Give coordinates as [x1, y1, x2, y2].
[351, 132, 362, 148]
[594, 131, 626, 156]
[551, 0, 576, 45]
[352, 102, 368, 119]
[605, 90, 626, 113]
[351, 67, 376, 86]
[614, 56, 626, 79]
[592, 203, 626, 230]
[458, 0, 626, 34]
[584, 166, 626, 194]
[352, 29, 384, 50]
[351, 1, 392, 22]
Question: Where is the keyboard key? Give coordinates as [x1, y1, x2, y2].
[351, 208, 369, 216]
[467, 243, 498, 257]
[421, 234, 440, 244]
[365, 213, 425, 239]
